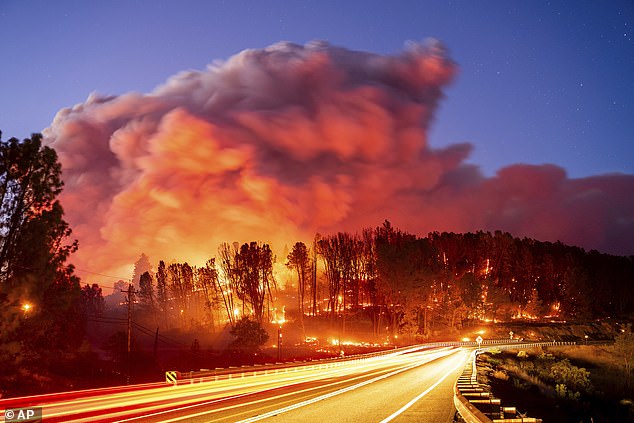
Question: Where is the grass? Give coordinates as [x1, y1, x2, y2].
[477, 345, 634, 422]
[557, 345, 634, 400]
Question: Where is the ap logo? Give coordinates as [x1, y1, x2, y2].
[3, 407, 42, 423]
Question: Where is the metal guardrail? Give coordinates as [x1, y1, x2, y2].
[171, 344, 436, 384]
[175, 340, 505, 383]
[170, 339, 571, 422]
[481, 340, 576, 352]
[453, 341, 578, 423]
[173, 340, 577, 384]
[454, 351, 494, 423]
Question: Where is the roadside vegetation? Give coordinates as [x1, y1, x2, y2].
[477, 332, 634, 422]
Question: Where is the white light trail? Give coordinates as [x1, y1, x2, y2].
[379, 350, 468, 422]
[2, 346, 464, 423]
[233, 349, 460, 423]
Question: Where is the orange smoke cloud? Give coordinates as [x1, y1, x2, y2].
[44, 40, 634, 276]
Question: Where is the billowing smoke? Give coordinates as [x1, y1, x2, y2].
[44, 40, 634, 277]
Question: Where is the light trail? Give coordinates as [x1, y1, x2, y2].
[138, 348, 461, 422]
[1, 346, 469, 423]
[233, 349, 461, 423]
[379, 350, 468, 422]
[112, 358, 429, 423]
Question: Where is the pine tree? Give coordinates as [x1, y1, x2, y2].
[131, 253, 152, 289]
[0, 132, 80, 396]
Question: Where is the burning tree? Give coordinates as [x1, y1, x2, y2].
[374, 221, 432, 338]
[286, 241, 310, 337]
[318, 233, 347, 323]
[217, 242, 239, 325]
[155, 260, 170, 326]
[197, 258, 220, 330]
[233, 242, 276, 324]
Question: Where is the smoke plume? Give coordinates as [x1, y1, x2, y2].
[44, 40, 634, 276]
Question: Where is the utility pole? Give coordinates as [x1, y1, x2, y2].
[153, 327, 159, 360]
[312, 242, 317, 316]
[277, 325, 282, 361]
[121, 283, 138, 384]
[312, 233, 320, 316]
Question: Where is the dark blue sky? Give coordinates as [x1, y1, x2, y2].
[1, 0, 632, 177]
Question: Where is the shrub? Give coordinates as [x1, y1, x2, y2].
[228, 317, 269, 357]
[555, 383, 567, 398]
[555, 383, 581, 401]
[493, 370, 509, 380]
[488, 357, 502, 367]
[550, 359, 592, 394]
[519, 360, 535, 373]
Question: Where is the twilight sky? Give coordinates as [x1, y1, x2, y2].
[1, 1, 633, 277]
[1, 0, 632, 177]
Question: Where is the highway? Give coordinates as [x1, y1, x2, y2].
[1, 346, 470, 422]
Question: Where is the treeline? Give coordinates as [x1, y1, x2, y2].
[125, 242, 277, 331]
[307, 222, 633, 337]
[366, 224, 634, 336]
[117, 221, 634, 340]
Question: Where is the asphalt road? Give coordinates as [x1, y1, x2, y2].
[1, 346, 470, 423]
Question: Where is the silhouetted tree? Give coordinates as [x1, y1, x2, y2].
[286, 242, 310, 336]
[131, 253, 152, 290]
[156, 261, 168, 322]
[234, 242, 275, 324]
[218, 242, 239, 325]
[198, 258, 220, 330]
[375, 221, 432, 337]
[227, 317, 269, 359]
[81, 283, 105, 317]
[168, 262, 194, 328]
[318, 234, 340, 322]
[138, 271, 155, 313]
[310, 233, 321, 316]
[0, 132, 81, 397]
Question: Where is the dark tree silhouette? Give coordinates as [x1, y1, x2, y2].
[217, 242, 239, 325]
[0, 132, 80, 396]
[228, 317, 269, 358]
[168, 262, 194, 328]
[156, 260, 169, 325]
[131, 253, 152, 290]
[286, 242, 310, 336]
[138, 271, 156, 313]
[81, 283, 105, 317]
[233, 242, 275, 324]
[197, 258, 220, 330]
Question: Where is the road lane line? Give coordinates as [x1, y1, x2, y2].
[55, 355, 394, 422]
[234, 349, 459, 423]
[379, 351, 468, 423]
[40, 347, 452, 423]
[111, 357, 422, 423]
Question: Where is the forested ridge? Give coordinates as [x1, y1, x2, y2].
[2, 132, 633, 397]
[124, 222, 634, 341]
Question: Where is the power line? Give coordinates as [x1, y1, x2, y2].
[74, 267, 131, 281]
[131, 321, 191, 348]
[87, 317, 205, 357]
[87, 316, 127, 324]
